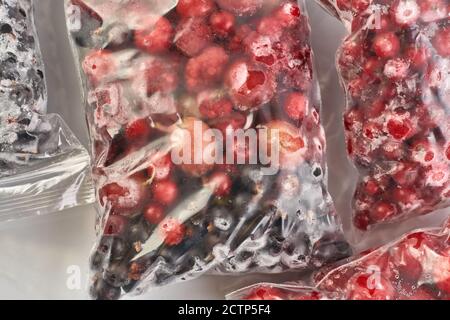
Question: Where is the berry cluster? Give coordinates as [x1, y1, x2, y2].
[68, 0, 350, 299]
[239, 217, 450, 300]
[321, 0, 450, 230]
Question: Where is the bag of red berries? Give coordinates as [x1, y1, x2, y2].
[230, 215, 450, 300]
[0, 0, 93, 221]
[315, 0, 450, 231]
[65, 0, 352, 299]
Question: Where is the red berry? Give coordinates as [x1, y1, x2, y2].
[225, 60, 276, 112]
[372, 32, 400, 58]
[99, 177, 147, 216]
[370, 202, 397, 222]
[351, 0, 370, 13]
[125, 118, 152, 142]
[245, 287, 283, 300]
[392, 162, 419, 186]
[134, 17, 173, 54]
[392, 186, 418, 205]
[363, 57, 383, 76]
[354, 211, 371, 231]
[104, 215, 127, 235]
[216, 0, 264, 16]
[82, 50, 116, 86]
[210, 11, 235, 38]
[405, 46, 430, 70]
[176, 0, 214, 17]
[207, 172, 232, 197]
[386, 117, 412, 140]
[256, 16, 284, 39]
[144, 204, 165, 225]
[275, 2, 302, 28]
[347, 273, 396, 300]
[161, 218, 186, 246]
[147, 154, 174, 181]
[185, 46, 229, 92]
[433, 248, 450, 294]
[433, 27, 450, 57]
[151, 180, 179, 206]
[211, 111, 247, 136]
[391, 0, 420, 26]
[138, 57, 179, 95]
[384, 58, 410, 80]
[199, 96, 233, 119]
[175, 18, 212, 57]
[344, 108, 363, 131]
[410, 138, 435, 164]
[283, 92, 309, 121]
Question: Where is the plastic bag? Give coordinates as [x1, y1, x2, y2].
[230, 215, 450, 300]
[313, 0, 450, 231]
[0, 0, 93, 221]
[65, 0, 351, 299]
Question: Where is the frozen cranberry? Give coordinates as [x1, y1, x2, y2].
[151, 180, 178, 206]
[176, 0, 214, 17]
[363, 57, 383, 76]
[185, 46, 229, 92]
[135, 57, 179, 96]
[209, 11, 235, 38]
[104, 215, 127, 235]
[144, 204, 165, 225]
[354, 211, 371, 231]
[82, 50, 116, 86]
[344, 108, 363, 131]
[433, 27, 450, 57]
[384, 58, 410, 80]
[390, 0, 420, 26]
[339, 39, 363, 67]
[370, 202, 397, 222]
[410, 138, 435, 164]
[386, 116, 413, 140]
[225, 60, 276, 112]
[245, 287, 283, 300]
[392, 162, 419, 186]
[199, 96, 233, 119]
[275, 2, 301, 28]
[351, 0, 370, 13]
[283, 92, 309, 121]
[125, 118, 151, 142]
[405, 46, 430, 70]
[256, 16, 284, 39]
[347, 77, 367, 99]
[433, 248, 450, 294]
[160, 218, 186, 246]
[228, 24, 252, 52]
[207, 172, 232, 197]
[99, 177, 147, 216]
[419, 0, 448, 22]
[347, 273, 396, 300]
[216, 0, 264, 16]
[392, 186, 418, 206]
[262, 120, 306, 169]
[147, 154, 174, 181]
[134, 17, 173, 54]
[372, 32, 400, 58]
[211, 112, 247, 136]
[175, 18, 212, 57]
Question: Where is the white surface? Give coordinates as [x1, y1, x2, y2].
[0, 0, 448, 300]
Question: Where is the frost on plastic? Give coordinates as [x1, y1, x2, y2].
[230, 215, 450, 300]
[0, 0, 93, 221]
[316, 0, 450, 231]
[64, 0, 351, 299]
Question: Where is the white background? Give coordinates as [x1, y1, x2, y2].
[0, 0, 448, 300]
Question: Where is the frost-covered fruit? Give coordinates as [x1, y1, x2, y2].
[176, 0, 215, 18]
[199, 96, 233, 119]
[151, 180, 179, 206]
[283, 92, 309, 121]
[161, 218, 186, 246]
[175, 18, 212, 57]
[225, 60, 276, 112]
[82, 50, 116, 86]
[144, 203, 165, 225]
[209, 11, 235, 38]
[125, 118, 152, 142]
[147, 154, 174, 182]
[372, 32, 401, 59]
[143, 57, 179, 95]
[134, 17, 173, 54]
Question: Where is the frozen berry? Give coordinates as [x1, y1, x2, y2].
[383, 58, 410, 80]
[147, 154, 174, 182]
[175, 18, 212, 57]
[419, 0, 448, 22]
[370, 202, 397, 222]
[386, 116, 413, 140]
[225, 60, 276, 112]
[390, 0, 420, 26]
[161, 218, 186, 246]
[125, 118, 152, 142]
[209, 11, 235, 38]
[405, 46, 430, 70]
[185, 46, 229, 92]
[275, 2, 302, 28]
[134, 17, 173, 54]
[151, 180, 179, 206]
[144, 204, 165, 225]
[82, 50, 116, 86]
[176, 0, 214, 17]
[199, 96, 233, 119]
[433, 27, 450, 57]
[283, 92, 309, 121]
[372, 32, 400, 59]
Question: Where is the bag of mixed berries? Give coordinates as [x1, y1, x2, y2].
[230, 215, 450, 300]
[65, 0, 351, 299]
[0, 0, 93, 221]
[315, 0, 450, 231]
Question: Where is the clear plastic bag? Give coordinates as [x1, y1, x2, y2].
[314, 0, 450, 231]
[229, 215, 450, 300]
[0, 0, 93, 221]
[64, 0, 351, 299]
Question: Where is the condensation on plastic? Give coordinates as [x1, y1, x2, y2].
[228, 215, 450, 300]
[315, 0, 450, 232]
[65, 0, 351, 299]
[0, 0, 94, 221]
